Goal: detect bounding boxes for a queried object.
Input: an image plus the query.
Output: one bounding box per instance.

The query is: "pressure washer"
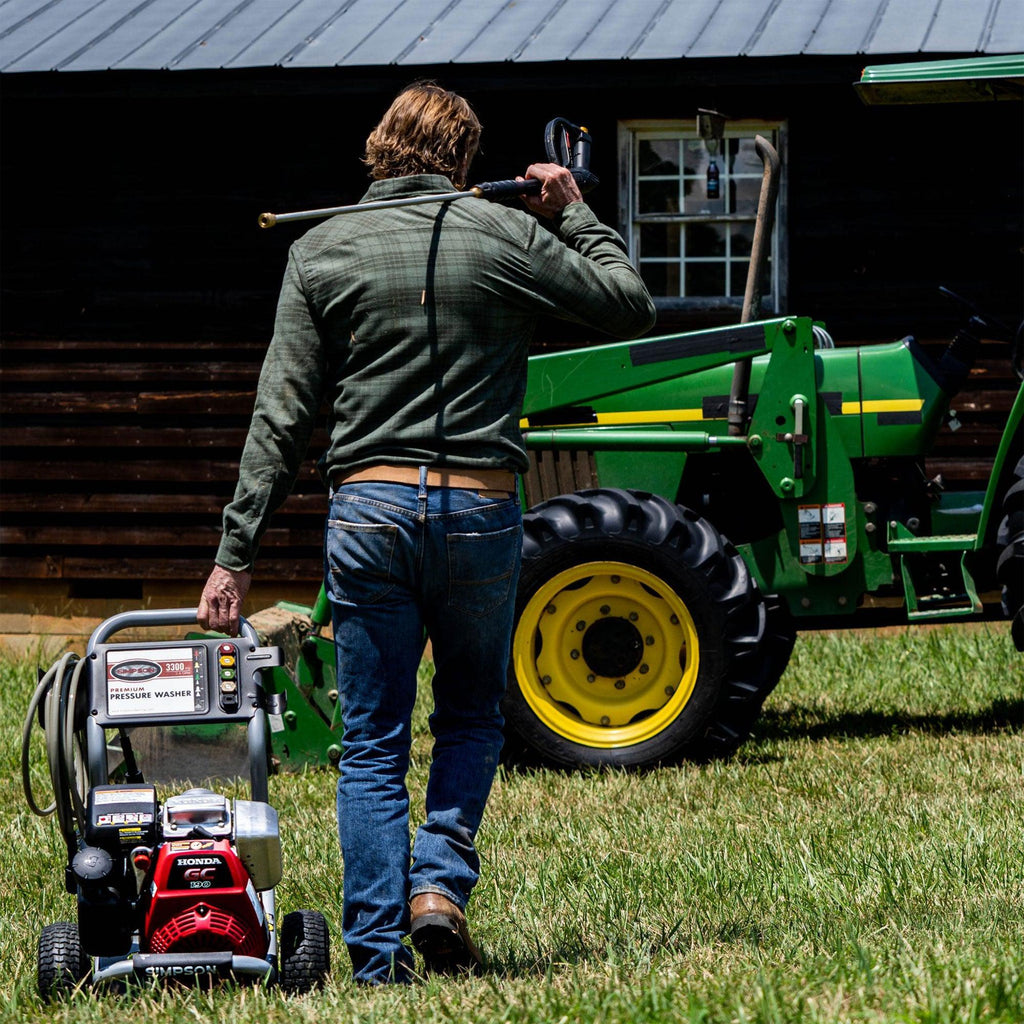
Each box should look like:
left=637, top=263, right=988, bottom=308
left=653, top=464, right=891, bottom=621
left=257, top=117, right=598, bottom=228
left=22, top=608, right=330, bottom=998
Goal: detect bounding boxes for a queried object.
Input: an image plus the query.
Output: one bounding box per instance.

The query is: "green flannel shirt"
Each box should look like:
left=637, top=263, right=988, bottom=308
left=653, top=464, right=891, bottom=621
left=216, top=174, right=655, bottom=572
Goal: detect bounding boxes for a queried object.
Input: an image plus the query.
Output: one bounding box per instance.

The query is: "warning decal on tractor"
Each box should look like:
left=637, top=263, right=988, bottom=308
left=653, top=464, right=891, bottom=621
left=798, top=503, right=848, bottom=564
left=798, top=505, right=823, bottom=564
left=105, top=646, right=205, bottom=717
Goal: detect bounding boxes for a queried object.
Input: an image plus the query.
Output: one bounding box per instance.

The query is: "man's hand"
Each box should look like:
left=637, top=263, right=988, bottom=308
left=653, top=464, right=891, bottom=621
left=519, top=162, right=584, bottom=219
left=198, top=565, right=252, bottom=636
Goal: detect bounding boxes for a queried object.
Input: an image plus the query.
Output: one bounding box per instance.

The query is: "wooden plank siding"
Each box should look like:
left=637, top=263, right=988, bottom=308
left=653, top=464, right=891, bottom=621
left=0, top=338, right=328, bottom=588
left=916, top=341, right=1019, bottom=486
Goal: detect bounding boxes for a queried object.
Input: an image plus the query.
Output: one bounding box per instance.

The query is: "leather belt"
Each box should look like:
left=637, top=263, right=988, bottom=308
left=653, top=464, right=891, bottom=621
left=334, top=464, right=517, bottom=493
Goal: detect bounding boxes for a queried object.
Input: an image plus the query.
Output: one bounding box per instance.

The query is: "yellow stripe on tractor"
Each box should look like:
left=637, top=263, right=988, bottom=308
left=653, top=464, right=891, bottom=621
left=841, top=399, right=926, bottom=415
left=519, top=408, right=707, bottom=429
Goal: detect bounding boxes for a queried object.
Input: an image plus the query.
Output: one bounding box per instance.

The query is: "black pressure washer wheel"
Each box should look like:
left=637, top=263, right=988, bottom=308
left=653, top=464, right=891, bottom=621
left=503, top=488, right=792, bottom=769
left=996, top=456, right=1024, bottom=651
left=278, top=909, right=330, bottom=993
left=38, top=922, right=90, bottom=1000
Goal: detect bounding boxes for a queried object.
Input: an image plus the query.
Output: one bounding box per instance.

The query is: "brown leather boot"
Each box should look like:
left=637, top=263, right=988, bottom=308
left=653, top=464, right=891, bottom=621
left=409, top=892, right=483, bottom=975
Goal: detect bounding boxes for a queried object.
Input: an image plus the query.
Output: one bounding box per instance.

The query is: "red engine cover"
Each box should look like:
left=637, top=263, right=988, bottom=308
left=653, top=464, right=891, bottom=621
left=143, top=840, right=268, bottom=958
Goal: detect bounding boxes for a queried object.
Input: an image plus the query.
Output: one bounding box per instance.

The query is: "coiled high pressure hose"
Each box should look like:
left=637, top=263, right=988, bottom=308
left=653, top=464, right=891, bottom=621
left=22, top=651, right=91, bottom=859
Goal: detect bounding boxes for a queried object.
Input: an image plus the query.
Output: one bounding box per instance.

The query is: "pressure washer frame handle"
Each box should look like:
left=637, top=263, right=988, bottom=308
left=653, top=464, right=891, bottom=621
left=83, top=608, right=273, bottom=800
left=86, top=607, right=260, bottom=656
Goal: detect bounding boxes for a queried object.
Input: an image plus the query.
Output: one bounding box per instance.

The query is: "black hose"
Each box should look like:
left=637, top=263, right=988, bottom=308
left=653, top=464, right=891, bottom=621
left=22, top=651, right=89, bottom=858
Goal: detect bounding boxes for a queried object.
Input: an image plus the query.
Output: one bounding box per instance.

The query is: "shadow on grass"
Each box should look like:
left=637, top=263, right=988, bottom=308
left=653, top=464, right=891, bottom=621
left=749, top=696, right=1024, bottom=748
left=480, top=917, right=760, bottom=979
left=481, top=941, right=590, bottom=979
left=497, top=698, right=1024, bottom=777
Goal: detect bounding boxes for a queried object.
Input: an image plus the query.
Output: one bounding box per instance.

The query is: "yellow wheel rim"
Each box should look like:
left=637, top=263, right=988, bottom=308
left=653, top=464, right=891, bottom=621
left=512, top=560, right=700, bottom=749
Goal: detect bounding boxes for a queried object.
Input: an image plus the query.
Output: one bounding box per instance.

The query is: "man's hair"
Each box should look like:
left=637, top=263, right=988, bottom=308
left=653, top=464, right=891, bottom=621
left=363, top=82, right=481, bottom=188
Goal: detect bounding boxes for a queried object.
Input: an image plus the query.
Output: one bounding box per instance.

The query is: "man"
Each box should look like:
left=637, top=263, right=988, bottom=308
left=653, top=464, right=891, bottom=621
left=199, top=82, right=655, bottom=984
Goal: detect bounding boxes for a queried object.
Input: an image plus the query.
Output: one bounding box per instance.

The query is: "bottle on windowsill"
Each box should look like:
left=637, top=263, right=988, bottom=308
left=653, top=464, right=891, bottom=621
left=706, top=158, right=720, bottom=200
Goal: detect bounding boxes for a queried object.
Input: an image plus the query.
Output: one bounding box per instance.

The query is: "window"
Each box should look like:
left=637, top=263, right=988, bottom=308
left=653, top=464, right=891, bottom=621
left=618, top=120, right=787, bottom=311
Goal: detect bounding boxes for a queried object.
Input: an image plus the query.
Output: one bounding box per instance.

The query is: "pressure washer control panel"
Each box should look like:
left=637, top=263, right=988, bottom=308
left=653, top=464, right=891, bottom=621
left=89, top=638, right=283, bottom=728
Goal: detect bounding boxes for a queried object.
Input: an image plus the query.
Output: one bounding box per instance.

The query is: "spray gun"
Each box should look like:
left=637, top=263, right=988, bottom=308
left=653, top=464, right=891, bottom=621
left=257, top=118, right=598, bottom=229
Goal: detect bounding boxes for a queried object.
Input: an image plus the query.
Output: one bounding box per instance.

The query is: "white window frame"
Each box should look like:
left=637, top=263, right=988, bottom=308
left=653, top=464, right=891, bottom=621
left=618, top=119, right=788, bottom=313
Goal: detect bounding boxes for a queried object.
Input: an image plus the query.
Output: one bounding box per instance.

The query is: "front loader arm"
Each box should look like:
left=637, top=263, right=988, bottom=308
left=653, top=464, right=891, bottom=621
left=522, top=319, right=784, bottom=421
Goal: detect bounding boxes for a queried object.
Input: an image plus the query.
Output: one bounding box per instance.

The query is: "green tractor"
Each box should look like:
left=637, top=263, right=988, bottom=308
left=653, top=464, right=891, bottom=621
left=261, top=55, right=1024, bottom=772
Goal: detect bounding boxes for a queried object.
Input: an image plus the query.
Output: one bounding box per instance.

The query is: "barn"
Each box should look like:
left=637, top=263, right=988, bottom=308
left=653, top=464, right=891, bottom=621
left=1, top=0, right=1021, bottom=645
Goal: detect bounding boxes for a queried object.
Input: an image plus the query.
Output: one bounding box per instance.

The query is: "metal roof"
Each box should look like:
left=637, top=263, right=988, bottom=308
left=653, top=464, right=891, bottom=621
left=1, top=0, right=1022, bottom=74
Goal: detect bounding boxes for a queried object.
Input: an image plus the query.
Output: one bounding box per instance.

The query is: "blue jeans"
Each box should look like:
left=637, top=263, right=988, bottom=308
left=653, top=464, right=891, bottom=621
left=323, top=470, right=522, bottom=984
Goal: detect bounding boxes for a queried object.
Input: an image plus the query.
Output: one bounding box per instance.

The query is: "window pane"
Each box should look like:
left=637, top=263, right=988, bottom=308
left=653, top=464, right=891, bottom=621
left=641, top=261, right=680, bottom=296
left=730, top=261, right=748, bottom=298
left=730, top=176, right=760, bottom=215
left=730, top=137, right=764, bottom=176
left=686, top=223, right=726, bottom=258
left=685, top=262, right=724, bottom=296
left=638, top=179, right=679, bottom=214
left=730, top=259, right=770, bottom=298
left=640, top=223, right=681, bottom=258
left=638, top=139, right=680, bottom=176
left=731, top=223, right=754, bottom=257
left=684, top=181, right=725, bottom=214
left=683, top=139, right=705, bottom=176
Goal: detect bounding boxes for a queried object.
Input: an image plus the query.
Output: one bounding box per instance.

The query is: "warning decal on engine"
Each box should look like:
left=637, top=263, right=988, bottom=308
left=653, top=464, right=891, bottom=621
left=93, top=787, right=154, bottom=804
left=798, top=503, right=848, bottom=564
left=105, top=646, right=205, bottom=717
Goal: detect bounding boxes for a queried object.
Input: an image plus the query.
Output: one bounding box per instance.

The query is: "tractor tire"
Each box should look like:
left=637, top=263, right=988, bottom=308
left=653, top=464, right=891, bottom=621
left=684, top=591, right=796, bottom=762
left=996, top=456, right=1024, bottom=651
left=503, top=488, right=784, bottom=769
left=278, top=909, right=330, bottom=994
left=37, top=922, right=90, bottom=1000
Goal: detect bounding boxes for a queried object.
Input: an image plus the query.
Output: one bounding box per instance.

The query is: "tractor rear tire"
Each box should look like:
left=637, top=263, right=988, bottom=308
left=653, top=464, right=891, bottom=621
left=996, top=456, right=1024, bottom=651
left=503, top=488, right=786, bottom=769
left=38, top=922, right=89, bottom=1000
left=279, top=909, right=330, bottom=994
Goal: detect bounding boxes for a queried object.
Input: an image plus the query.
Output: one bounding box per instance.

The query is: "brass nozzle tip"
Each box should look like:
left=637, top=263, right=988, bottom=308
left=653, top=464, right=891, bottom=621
left=257, top=212, right=276, bottom=229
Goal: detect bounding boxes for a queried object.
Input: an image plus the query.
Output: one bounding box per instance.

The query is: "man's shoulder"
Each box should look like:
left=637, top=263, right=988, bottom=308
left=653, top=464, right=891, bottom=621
left=452, top=198, right=539, bottom=246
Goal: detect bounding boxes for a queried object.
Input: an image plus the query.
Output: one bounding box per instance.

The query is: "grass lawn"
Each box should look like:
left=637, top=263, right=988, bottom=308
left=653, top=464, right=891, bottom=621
left=2, top=623, right=1022, bottom=1023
